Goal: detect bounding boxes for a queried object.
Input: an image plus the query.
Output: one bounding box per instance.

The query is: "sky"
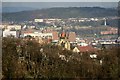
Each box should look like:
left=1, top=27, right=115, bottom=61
left=1, top=0, right=120, bottom=2
left=2, top=2, right=119, bottom=8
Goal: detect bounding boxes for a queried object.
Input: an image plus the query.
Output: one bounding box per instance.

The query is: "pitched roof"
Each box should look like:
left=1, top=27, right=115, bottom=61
left=78, top=46, right=98, bottom=52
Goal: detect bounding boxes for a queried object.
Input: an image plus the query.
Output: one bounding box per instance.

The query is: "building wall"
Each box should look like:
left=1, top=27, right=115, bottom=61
left=52, top=31, right=59, bottom=40
left=3, top=30, right=19, bottom=37
left=68, top=32, right=76, bottom=42
left=7, top=25, right=22, bottom=30
left=34, top=19, right=44, bottom=22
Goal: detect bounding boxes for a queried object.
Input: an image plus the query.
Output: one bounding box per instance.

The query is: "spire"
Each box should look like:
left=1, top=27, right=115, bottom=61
left=104, top=18, right=107, bottom=26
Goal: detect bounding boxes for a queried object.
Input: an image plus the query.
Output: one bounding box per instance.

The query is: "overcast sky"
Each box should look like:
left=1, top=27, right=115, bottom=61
left=2, top=2, right=119, bottom=9
left=2, top=0, right=120, bottom=2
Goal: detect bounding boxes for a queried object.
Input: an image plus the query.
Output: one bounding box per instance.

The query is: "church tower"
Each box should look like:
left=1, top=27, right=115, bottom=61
left=58, top=30, right=71, bottom=50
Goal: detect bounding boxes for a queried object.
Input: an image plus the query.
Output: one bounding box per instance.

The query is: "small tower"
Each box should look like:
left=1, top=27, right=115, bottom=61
left=58, top=30, right=70, bottom=50
left=104, top=18, right=107, bottom=26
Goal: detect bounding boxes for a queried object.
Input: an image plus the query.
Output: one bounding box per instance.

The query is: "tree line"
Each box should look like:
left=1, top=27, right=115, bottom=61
left=2, top=36, right=120, bottom=79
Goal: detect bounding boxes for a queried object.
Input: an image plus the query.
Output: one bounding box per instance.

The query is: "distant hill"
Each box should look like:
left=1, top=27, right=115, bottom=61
left=2, top=7, right=117, bottom=22
left=2, top=7, right=38, bottom=13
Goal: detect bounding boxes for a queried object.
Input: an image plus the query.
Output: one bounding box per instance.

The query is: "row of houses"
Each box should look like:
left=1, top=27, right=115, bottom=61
left=2, top=29, right=76, bottom=42
left=100, top=27, right=118, bottom=35
left=2, top=28, right=99, bottom=53
left=0, top=24, right=99, bottom=53
left=0, top=24, right=22, bottom=30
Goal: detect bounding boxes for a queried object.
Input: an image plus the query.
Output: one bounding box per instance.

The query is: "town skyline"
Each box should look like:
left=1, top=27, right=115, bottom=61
left=1, top=1, right=120, bottom=79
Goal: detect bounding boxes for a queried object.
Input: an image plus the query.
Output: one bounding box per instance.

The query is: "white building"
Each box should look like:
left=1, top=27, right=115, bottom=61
left=78, top=42, right=88, bottom=46
left=41, top=33, right=53, bottom=39
left=34, top=19, right=44, bottom=22
left=23, top=31, right=53, bottom=39
left=3, top=30, right=20, bottom=37
left=4, top=25, right=22, bottom=30
left=23, top=32, right=42, bottom=38
left=73, top=47, right=80, bottom=53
